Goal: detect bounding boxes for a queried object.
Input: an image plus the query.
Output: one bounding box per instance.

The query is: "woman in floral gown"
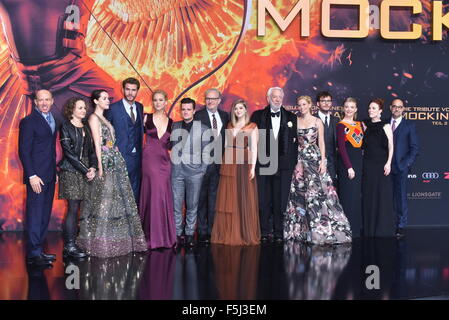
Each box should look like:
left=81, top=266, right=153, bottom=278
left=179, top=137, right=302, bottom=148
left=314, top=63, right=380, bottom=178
left=77, top=89, right=148, bottom=257
left=284, top=95, right=351, bottom=245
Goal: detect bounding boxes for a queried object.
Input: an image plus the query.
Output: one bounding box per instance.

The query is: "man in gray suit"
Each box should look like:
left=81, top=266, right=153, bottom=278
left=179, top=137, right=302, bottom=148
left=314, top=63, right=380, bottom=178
left=171, top=98, right=209, bottom=247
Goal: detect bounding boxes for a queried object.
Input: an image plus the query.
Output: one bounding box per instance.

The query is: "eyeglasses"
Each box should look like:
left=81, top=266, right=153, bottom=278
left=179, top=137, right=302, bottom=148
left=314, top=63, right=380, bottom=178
left=391, top=105, right=404, bottom=109
left=206, top=97, right=220, bottom=101
left=319, top=99, right=332, bottom=103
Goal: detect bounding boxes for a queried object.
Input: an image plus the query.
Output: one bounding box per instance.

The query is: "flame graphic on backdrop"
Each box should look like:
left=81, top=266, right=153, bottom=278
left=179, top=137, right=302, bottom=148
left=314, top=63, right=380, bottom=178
left=0, top=0, right=444, bottom=230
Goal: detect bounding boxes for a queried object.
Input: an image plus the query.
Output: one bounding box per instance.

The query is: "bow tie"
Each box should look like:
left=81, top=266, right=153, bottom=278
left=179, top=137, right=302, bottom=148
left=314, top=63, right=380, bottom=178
left=271, top=111, right=280, bottom=118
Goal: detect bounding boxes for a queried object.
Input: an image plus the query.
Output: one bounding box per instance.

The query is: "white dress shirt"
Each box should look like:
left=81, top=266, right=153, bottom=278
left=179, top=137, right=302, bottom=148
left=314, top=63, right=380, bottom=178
left=207, top=109, right=223, bottom=134
left=271, top=108, right=281, bottom=139
left=318, top=110, right=330, bottom=127
left=391, top=116, right=403, bottom=131
left=122, top=99, right=137, bottom=153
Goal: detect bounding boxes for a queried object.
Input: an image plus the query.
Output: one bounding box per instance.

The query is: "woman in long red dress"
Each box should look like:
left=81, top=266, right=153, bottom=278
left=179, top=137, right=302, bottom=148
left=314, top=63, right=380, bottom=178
left=211, top=99, right=260, bottom=246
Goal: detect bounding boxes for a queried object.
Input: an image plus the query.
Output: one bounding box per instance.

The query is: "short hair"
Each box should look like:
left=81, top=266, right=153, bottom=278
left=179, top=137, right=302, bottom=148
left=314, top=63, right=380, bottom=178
left=152, top=89, right=168, bottom=101
left=230, top=99, right=250, bottom=127
left=122, top=77, right=140, bottom=90
left=64, top=97, right=89, bottom=120
left=34, top=89, right=53, bottom=100
left=267, top=87, right=284, bottom=97
left=369, top=98, right=385, bottom=110
left=391, top=98, right=405, bottom=106
left=180, top=97, right=196, bottom=110
left=205, top=88, right=222, bottom=99
left=296, top=95, right=312, bottom=105
left=316, top=91, right=332, bottom=102
left=91, top=89, right=108, bottom=106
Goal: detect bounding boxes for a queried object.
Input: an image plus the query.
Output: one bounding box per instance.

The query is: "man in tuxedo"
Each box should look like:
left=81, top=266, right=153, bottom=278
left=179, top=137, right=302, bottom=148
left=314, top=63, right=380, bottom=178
left=19, top=89, right=59, bottom=266
left=105, top=77, right=144, bottom=204
left=250, top=87, right=298, bottom=243
left=193, top=88, right=230, bottom=244
left=315, top=91, right=339, bottom=185
left=390, top=99, right=419, bottom=237
left=171, top=98, right=209, bottom=247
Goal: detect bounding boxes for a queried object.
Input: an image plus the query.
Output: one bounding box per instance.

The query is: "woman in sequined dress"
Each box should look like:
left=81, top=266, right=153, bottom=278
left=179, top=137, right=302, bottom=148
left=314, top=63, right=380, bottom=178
left=77, top=89, right=147, bottom=257
left=283, top=95, right=352, bottom=245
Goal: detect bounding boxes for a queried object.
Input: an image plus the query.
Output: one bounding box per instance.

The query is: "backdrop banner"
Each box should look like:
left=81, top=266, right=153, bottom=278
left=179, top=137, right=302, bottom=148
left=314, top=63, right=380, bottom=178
left=0, top=0, right=448, bottom=230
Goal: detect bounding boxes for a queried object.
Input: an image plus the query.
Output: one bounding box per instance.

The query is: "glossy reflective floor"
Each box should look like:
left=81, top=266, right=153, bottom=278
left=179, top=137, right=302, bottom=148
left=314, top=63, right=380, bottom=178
left=1, top=229, right=449, bottom=300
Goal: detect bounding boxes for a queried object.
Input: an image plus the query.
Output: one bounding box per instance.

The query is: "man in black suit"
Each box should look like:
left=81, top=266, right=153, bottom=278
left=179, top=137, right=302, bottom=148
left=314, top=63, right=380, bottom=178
left=315, top=91, right=339, bottom=185
left=193, top=88, right=230, bottom=244
left=250, top=87, right=298, bottom=243
left=389, top=99, right=419, bottom=237
left=19, top=89, right=59, bottom=266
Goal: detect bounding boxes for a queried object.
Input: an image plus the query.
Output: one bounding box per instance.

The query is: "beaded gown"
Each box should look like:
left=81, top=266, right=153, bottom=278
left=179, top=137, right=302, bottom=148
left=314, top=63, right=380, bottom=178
left=284, top=121, right=352, bottom=245
left=77, top=114, right=147, bottom=257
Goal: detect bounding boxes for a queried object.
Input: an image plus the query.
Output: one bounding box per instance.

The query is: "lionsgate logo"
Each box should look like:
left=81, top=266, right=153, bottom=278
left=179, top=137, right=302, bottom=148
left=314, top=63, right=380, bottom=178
left=408, top=192, right=442, bottom=200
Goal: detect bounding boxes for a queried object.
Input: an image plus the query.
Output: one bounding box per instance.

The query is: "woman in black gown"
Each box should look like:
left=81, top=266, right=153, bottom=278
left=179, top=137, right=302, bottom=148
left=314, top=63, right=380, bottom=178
left=361, top=98, right=395, bottom=237
left=337, top=97, right=363, bottom=238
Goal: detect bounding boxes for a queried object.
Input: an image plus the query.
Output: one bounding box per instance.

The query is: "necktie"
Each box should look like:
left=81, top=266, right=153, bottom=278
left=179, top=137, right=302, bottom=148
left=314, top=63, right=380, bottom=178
left=212, top=113, right=217, bottom=129
left=325, top=115, right=329, bottom=127
left=271, top=111, right=280, bottom=117
left=130, top=105, right=136, bottom=124
left=392, top=120, right=396, bottom=132
left=45, top=114, right=52, bottom=125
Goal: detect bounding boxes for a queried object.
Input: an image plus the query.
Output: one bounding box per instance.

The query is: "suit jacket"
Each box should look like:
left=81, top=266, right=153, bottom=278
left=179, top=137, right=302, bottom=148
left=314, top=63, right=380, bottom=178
left=193, top=107, right=230, bottom=161
left=105, top=99, right=144, bottom=157
left=250, top=105, right=298, bottom=172
left=314, top=113, right=338, bottom=161
left=171, top=120, right=209, bottom=176
left=19, top=108, right=59, bottom=184
left=390, top=118, right=419, bottom=173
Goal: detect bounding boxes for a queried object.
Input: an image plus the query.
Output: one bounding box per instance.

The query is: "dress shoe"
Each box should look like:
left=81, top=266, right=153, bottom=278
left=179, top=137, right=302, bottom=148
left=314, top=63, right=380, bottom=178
left=199, top=234, right=209, bottom=244
left=27, top=254, right=53, bottom=266
left=185, top=235, right=195, bottom=247
left=396, top=228, right=405, bottom=238
left=274, top=237, right=284, bottom=243
left=41, top=252, right=56, bottom=261
left=260, top=236, right=268, bottom=243
left=63, top=242, right=87, bottom=259
left=177, top=235, right=185, bottom=246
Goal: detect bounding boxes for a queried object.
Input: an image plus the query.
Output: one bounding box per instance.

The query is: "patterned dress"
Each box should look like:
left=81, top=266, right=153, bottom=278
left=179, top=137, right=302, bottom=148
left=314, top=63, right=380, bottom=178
left=77, top=115, right=148, bottom=257
left=284, top=123, right=352, bottom=245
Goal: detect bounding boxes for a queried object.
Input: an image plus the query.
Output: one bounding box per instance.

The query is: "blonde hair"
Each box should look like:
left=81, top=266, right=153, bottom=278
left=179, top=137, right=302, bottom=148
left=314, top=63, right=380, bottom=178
left=230, top=99, right=250, bottom=127
left=342, top=97, right=358, bottom=120
left=152, top=89, right=168, bottom=101
left=296, top=95, right=312, bottom=105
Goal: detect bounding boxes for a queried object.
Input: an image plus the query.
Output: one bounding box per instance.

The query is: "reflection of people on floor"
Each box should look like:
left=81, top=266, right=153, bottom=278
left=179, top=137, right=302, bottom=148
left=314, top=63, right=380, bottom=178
left=283, top=243, right=351, bottom=300
left=173, top=249, right=199, bottom=300
left=211, top=244, right=260, bottom=300
left=195, top=245, right=219, bottom=299
left=27, top=265, right=51, bottom=300
left=257, top=244, right=289, bottom=299
left=139, top=249, right=176, bottom=300
left=77, top=253, right=147, bottom=300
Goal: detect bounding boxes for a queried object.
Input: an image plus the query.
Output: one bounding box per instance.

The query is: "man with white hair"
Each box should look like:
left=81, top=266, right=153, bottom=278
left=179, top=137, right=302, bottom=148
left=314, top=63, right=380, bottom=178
left=250, top=87, right=298, bottom=243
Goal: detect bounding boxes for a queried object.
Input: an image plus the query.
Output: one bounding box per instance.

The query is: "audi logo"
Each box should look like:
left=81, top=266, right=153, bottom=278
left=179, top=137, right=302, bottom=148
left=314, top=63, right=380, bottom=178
left=422, top=172, right=440, bottom=179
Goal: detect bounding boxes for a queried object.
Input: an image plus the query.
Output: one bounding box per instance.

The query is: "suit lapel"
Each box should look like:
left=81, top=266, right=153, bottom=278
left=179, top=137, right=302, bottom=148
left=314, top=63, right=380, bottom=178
left=33, top=109, right=53, bottom=135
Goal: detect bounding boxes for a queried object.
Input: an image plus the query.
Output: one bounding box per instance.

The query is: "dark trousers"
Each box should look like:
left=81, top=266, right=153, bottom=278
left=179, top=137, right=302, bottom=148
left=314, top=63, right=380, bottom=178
left=257, top=169, right=293, bottom=238
left=124, top=153, right=142, bottom=205
left=25, top=182, right=55, bottom=258
left=391, top=170, right=408, bottom=229
left=197, top=164, right=220, bottom=236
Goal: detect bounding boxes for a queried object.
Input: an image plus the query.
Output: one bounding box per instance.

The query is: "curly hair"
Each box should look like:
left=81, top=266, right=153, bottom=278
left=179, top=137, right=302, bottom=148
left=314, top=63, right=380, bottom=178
left=63, top=97, right=89, bottom=120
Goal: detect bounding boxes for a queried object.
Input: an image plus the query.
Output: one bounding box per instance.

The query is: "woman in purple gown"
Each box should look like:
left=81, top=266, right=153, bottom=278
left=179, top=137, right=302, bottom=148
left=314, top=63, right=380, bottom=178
left=139, top=90, right=176, bottom=249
